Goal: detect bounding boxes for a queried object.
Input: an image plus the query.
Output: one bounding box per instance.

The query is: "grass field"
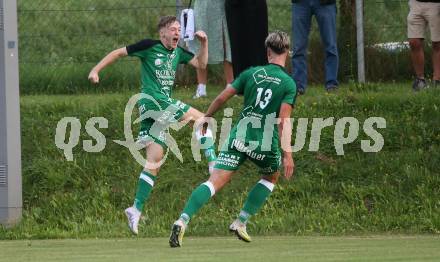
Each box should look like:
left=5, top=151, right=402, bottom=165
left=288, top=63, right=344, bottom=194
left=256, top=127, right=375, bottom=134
left=1, top=235, right=439, bottom=262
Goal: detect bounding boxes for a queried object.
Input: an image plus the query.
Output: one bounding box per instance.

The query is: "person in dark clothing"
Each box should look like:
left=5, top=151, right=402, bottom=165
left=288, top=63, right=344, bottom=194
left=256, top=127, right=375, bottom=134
left=291, top=0, right=339, bottom=94
left=225, top=0, right=268, bottom=78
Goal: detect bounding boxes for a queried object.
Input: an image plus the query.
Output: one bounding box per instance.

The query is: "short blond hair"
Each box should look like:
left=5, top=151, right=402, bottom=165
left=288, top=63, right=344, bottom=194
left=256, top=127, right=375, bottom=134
left=158, top=16, right=178, bottom=31
left=265, top=31, right=290, bottom=54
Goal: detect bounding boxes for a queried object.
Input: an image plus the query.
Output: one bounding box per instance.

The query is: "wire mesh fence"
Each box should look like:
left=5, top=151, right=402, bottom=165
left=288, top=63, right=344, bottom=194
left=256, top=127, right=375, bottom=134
left=17, top=0, right=423, bottom=94
left=363, top=0, right=414, bottom=82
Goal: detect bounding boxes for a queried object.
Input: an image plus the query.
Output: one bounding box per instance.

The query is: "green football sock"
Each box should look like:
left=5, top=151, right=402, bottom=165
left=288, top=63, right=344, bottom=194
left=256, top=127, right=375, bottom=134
left=133, top=171, right=157, bottom=212
left=239, top=179, right=275, bottom=224
left=200, top=137, right=216, bottom=162
left=180, top=181, right=215, bottom=225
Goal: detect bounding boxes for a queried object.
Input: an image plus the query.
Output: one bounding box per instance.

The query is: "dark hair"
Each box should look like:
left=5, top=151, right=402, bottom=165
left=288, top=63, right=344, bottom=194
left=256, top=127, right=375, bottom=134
left=157, top=16, right=178, bottom=31
left=265, top=31, right=290, bottom=55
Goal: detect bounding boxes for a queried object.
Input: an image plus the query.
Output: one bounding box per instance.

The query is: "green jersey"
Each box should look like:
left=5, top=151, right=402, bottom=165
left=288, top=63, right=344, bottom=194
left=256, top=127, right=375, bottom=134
left=229, top=63, right=297, bottom=154
left=127, top=39, right=194, bottom=99
left=126, top=39, right=194, bottom=149
left=214, top=63, right=296, bottom=174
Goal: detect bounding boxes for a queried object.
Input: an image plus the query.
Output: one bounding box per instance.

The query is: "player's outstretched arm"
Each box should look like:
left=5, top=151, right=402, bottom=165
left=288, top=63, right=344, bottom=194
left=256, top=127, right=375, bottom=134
left=189, top=31, right=208, bottom=69
left=88, top=47, right=128, bottom=84
left=205, top=85, right=236, bottom=117
left=278, top=103, right=295, bottom=180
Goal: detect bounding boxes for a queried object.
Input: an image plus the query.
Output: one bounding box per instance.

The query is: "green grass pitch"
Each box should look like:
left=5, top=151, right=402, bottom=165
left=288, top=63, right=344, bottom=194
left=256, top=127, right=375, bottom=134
left=1, top=236, right=439, bottom=262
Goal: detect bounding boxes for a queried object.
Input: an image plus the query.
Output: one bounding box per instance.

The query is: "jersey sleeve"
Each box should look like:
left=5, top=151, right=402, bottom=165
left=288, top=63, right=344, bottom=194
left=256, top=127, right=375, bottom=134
left=126, top=39, right=158, bottom=59
left=281, top=78, right=297, bottom=105
left=230, top=69, right=250, bottom=95
left=178, top=47, right=195, bottom=64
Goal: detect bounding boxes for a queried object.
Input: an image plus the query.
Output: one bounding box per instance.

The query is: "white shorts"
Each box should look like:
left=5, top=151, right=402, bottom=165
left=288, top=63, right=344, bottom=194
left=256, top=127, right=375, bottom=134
left=407, top=0, right=440, bottom=42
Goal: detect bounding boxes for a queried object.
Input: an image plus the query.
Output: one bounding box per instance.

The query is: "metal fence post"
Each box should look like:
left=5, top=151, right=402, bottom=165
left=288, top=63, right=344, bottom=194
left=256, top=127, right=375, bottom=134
left=356, top=0, right=366, bottom=83
left=0, top=0, right=22, bottom=227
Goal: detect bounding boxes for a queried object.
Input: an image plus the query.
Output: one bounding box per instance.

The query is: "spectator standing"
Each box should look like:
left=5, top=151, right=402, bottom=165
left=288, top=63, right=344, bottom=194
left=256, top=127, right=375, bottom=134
left=291, top=0, right=339, bottom=94
left=407, top=0, right=440, bottom=91
left=189, top=0, right=234, bottom=98
left=225, top=0, right=268, bottom=78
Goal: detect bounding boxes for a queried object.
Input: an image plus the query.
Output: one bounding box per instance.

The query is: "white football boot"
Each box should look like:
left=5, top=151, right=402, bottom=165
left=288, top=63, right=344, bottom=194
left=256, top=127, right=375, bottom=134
left=229, top=219, right=252, bottom=242
left=124, top=206, right=141, bottom=235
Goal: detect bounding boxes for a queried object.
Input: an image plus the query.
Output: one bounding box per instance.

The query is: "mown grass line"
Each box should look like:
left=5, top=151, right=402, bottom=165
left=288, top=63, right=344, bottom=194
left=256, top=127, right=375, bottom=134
left=1, top=236, right=439, bottom=262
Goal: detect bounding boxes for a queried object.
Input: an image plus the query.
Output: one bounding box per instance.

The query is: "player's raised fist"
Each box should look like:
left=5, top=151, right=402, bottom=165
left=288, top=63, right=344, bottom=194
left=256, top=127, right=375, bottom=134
left=195, top=31, right=208, bottom=43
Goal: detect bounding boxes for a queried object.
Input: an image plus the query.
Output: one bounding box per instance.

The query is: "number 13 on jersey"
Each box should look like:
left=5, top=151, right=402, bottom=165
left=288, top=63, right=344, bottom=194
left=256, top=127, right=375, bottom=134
left=255, top=88, right=272, bottom=109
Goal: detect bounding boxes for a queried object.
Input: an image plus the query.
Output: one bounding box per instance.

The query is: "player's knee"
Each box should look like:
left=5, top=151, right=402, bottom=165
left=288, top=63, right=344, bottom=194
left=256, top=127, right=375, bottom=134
left=258, top=178, right=276, bottom=192
left=208, top=173, right=231, bottom=191
left=209, top=178, right=228, bottom=192
left=147, top=155, right=163, bottom=164
left=262, top=173, right=279, bottom=184
left=144, top=155, right=164, bottom=172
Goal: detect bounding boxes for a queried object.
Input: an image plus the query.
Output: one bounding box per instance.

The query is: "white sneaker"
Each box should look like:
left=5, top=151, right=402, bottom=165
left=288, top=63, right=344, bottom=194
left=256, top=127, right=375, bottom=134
left=199, top=88, right=207, bottom=97
left=229, top=219, right=252, bottom=242
left=193, top=86, right=207, bottom=99
left=125, top=206, right=141, bottom=235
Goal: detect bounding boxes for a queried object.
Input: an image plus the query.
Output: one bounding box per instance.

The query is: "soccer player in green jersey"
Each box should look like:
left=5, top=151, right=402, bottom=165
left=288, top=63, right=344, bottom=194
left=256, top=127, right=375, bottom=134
left=169, top=31, right=296, bottom=247
left=88, top=16, right=216, bottom=235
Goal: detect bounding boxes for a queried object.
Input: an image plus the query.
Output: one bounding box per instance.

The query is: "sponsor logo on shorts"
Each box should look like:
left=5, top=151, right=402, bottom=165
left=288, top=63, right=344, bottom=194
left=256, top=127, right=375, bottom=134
left=216, top=153, right=240, bottom=168
left=232, top=139, right=266, bottom=161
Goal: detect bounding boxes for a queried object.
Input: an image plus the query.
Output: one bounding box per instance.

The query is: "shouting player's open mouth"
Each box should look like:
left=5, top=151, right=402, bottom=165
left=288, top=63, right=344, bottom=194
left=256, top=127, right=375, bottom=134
left=172, top=37, right=179, bottom=46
